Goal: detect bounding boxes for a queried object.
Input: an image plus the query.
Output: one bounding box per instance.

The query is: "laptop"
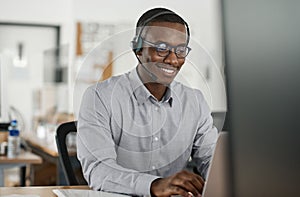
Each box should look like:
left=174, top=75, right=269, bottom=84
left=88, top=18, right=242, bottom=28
left=202, top=132, right=231, bottom=197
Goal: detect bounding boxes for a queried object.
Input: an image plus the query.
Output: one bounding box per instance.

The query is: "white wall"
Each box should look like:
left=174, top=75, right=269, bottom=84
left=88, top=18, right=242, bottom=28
left=0, top=0, right=73, bottom=44
left=73, top=0, right=223, bottom=68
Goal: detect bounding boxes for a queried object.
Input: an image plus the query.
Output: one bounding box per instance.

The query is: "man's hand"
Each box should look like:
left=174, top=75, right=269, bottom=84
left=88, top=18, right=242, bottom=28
left=150, top=170, right=205, bottom=197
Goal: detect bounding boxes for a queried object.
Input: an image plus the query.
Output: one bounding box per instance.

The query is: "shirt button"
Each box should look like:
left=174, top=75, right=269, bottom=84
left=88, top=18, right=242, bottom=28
left=154, top=107, right=159, bottom=111
left=154, top=137, right=159, bottom=141
left=152, top=166, right=156, bottom=170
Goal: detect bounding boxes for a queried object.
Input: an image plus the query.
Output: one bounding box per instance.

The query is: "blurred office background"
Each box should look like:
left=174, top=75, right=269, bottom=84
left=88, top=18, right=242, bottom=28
left=0, top=0, right=226, bottom=186
left=0, top=0, right=226, bottom=132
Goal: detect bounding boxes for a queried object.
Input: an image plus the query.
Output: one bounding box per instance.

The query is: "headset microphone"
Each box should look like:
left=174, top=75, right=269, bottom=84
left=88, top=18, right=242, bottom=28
left=135, top=54, right=158, bottom=81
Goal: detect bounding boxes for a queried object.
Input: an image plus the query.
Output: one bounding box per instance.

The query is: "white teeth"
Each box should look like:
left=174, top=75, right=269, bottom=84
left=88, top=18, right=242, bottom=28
left=161, top=67, right=175, bottom=74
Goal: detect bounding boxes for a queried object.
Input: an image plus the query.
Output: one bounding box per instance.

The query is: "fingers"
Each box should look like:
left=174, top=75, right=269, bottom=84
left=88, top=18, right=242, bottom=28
left=188, top=191, right=202, bottom=197
left=189, top=173, right=205, bottom=194
left=150, top=170, right=205, bottom=197
left=194, top=172, right=205, bottom=185
left=170, top=170, right=205, bottom=197
left=174, top=180, right=201, bottom=197
left=168, top=185, right=191, bottom=197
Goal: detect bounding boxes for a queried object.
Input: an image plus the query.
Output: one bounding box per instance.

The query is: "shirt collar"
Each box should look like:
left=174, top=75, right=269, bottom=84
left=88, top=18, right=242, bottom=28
left=160, top=86, right=173, bottom=107
left=128, top=67, right=173, bottom=107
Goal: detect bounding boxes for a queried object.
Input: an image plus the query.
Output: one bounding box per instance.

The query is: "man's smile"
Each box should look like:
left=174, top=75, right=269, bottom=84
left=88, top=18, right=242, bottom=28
left=155, top=63, right=179, bottom=77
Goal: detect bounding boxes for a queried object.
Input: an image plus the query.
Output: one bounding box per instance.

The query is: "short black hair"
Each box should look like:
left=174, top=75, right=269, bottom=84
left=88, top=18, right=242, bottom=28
left=136, top=7, right=187, bottom=35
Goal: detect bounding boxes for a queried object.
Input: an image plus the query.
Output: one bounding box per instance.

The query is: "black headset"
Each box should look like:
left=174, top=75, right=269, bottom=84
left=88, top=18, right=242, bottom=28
left=131, top=10, right=191, bottom=54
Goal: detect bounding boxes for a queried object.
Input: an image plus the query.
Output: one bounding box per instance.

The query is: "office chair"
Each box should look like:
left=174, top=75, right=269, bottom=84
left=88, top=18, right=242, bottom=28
left=55, top=121, right=87, bottom=185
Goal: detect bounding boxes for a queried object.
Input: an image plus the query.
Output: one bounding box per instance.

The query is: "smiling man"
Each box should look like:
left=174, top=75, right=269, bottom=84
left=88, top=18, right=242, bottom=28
left=77, top=7, right=218, bottom=197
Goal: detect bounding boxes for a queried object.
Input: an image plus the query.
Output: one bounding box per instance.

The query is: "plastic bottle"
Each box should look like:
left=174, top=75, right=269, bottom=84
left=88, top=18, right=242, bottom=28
left=7, top=120, right=21, bottom=158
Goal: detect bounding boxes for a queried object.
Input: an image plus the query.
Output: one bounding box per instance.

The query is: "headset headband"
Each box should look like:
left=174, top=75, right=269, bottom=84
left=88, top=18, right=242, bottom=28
left=131, top=10, right=190, bottom=53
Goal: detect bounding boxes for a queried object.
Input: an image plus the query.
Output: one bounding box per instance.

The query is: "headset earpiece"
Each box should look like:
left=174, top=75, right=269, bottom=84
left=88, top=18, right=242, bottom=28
left=136, top=37, right=143, bottom=53
left=131, top=35, right=144, bottom=54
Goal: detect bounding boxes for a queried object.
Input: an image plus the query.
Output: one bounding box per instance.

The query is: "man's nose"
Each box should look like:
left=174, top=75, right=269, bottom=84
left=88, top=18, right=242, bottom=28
left=164, top=50, right=179, bottom=66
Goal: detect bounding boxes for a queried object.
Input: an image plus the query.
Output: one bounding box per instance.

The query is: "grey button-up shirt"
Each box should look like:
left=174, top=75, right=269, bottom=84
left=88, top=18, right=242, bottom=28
left=77, top=68, right=218, bottom=196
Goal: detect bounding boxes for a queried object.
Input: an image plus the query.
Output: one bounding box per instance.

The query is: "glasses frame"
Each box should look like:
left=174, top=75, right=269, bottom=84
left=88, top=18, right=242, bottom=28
left=141, top=38, right=191, bottom=59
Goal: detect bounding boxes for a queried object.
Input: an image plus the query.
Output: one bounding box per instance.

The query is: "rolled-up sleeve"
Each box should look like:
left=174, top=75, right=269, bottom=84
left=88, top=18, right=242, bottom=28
left=77, top=86, right=160, bottom=196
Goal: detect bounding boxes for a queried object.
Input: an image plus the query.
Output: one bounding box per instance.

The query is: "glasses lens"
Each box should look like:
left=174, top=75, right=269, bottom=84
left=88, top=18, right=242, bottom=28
left=155, top=43, right=169, bottom=56
left=176, top=46, right=188, bottom=58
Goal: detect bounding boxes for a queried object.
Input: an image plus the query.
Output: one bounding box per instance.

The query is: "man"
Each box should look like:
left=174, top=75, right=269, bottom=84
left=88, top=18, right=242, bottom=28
left=77, top=7, right=218, bottom=197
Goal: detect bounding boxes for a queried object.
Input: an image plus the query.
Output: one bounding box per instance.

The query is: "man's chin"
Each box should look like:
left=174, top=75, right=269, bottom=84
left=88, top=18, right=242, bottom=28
left=156, top=77, right=175, bottom=86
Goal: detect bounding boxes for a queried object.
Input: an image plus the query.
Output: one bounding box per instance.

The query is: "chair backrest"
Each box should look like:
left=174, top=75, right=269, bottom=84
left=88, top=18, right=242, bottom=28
left=55, top=121, right=87, bottom=185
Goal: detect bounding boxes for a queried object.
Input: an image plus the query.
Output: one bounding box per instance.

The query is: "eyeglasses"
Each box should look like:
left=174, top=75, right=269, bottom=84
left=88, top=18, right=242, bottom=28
left=142, top=38, right=191, bottom=59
